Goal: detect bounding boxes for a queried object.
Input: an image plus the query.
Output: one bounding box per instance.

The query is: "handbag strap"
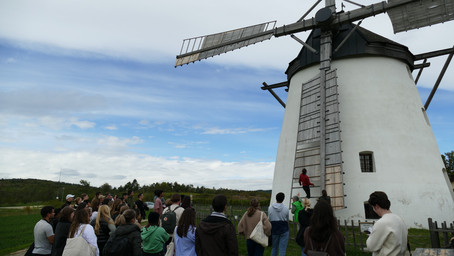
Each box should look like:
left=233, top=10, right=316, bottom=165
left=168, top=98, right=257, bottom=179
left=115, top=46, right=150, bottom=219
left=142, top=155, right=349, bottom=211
left=78, top=224, right=87, bottom=237
left=323, top=234, right=332, bottom=252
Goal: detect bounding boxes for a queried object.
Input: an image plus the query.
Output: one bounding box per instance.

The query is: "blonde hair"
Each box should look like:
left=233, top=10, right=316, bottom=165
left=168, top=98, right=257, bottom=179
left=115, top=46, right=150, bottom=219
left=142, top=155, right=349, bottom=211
left=303, top=198, right=311, bottom=210
left=95, top=205, right=114, bottom=235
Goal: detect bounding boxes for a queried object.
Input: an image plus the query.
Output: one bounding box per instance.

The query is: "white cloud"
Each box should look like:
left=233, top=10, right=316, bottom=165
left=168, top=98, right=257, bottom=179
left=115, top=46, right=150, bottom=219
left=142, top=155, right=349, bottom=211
left=104, top=125, right=117, bottom=130
left=0, top=148, right=275, bottom=190
left=202, top=127, right=266, bottom=135
left=5, top=58, right=16, bottom=63
left=96, top=136, right=143, bottom=147
left=33, top=116, right=95, bottom=130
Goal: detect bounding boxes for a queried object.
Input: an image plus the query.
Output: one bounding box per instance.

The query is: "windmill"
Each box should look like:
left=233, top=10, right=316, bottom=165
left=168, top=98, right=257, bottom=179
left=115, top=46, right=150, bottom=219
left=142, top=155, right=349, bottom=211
left=175, top=0, right=454, bottom=228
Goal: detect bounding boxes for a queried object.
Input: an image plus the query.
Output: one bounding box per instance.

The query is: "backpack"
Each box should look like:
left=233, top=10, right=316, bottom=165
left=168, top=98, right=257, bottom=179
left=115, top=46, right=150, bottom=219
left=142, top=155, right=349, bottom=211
left=307, top=234, right=332, bottom=256
left=62, top=225, right=96, bottom=256
left=103, top=232, right=130, bottom=256
left=161, top=206, right=181, bottom=234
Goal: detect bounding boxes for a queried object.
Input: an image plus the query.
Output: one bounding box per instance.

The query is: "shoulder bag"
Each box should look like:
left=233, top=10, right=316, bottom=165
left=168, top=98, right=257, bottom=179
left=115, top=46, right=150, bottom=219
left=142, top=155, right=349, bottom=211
left=165, top=235, right=175, bottom=256
left=249, top=211, right=268, bottom=247
left=62, top=224, right=96, bottom=256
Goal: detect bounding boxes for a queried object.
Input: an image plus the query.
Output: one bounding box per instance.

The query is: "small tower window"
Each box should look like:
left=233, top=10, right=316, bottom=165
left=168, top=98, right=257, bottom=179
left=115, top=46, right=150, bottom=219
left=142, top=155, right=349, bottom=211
left=359, top=151, right=374, bottom=173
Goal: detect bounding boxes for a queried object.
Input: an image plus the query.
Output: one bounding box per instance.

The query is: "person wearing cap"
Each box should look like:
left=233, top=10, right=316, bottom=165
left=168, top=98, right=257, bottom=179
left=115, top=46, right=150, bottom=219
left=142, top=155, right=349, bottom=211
left=61, top=194, right=74, bottom=209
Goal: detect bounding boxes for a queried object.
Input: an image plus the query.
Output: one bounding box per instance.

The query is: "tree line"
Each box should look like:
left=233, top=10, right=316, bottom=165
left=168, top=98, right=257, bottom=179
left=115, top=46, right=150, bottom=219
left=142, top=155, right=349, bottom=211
left=0, top=178, right=271, bottom=206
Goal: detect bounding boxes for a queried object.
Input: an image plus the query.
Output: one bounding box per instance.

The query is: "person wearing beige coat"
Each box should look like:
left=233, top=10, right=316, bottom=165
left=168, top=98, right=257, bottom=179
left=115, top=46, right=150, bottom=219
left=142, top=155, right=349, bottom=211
left=238, top=199, right=272, bottom=256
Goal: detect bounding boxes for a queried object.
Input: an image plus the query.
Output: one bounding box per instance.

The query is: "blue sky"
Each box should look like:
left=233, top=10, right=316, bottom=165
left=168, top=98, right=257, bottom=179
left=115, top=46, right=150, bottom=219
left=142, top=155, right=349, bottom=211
left=1, top=0, right=453, bottom=190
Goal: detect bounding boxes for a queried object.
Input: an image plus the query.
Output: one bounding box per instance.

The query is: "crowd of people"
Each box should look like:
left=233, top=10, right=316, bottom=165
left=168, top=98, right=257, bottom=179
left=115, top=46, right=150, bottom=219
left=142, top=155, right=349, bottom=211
left=28, top=189, right=417, bottom=256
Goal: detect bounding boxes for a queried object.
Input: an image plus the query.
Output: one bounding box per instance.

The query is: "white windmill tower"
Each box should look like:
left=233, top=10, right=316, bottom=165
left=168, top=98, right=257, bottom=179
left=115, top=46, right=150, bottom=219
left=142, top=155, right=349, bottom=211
left=175, top=0, right=454, bottom=228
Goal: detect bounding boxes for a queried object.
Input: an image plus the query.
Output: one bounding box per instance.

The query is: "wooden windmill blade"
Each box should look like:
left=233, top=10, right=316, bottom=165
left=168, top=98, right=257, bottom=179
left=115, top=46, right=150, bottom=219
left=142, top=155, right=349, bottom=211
left=387, top=0, right=454, bottom=33
left=175, top=21, right=277, bottom=67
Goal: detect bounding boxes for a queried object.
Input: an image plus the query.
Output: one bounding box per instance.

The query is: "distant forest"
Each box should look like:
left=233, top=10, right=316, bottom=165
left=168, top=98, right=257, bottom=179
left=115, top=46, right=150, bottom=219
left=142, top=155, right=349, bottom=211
left=0, top=178, right=271, bottom=206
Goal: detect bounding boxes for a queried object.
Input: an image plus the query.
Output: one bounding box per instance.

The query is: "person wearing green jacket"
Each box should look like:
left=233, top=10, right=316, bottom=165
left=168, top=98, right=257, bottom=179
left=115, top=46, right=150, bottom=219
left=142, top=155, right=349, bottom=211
left=141, top=212, right=169, bottom=256
left=291, top=196, right=304, bottom=230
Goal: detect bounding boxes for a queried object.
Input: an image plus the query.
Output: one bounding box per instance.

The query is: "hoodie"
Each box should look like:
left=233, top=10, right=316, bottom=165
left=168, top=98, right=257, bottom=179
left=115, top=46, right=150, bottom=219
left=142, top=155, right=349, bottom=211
left=195, top=213, right=238, bottom=256
left=141, top=225, right=169, bottom=254
left=111, top=224, right=142, bottom=256
left=268, top=202, right=289, bottom=235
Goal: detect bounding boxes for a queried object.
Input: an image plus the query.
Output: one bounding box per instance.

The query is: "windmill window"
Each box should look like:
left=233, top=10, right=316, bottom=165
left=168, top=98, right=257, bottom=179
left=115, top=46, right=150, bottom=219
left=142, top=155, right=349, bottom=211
left=359, top=151, right=374, bottom=173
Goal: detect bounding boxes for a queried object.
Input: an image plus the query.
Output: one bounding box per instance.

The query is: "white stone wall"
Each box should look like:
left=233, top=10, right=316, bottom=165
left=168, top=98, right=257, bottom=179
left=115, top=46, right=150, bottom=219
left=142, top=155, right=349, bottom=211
left=271, top=56, right=454, bottom=228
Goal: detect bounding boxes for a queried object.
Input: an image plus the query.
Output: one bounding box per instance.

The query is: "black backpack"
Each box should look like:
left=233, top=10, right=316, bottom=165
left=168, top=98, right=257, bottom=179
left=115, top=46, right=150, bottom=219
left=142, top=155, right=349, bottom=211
left=102, top=232, right=130, bottom=256
left=161, top=206, right=180, bottom=234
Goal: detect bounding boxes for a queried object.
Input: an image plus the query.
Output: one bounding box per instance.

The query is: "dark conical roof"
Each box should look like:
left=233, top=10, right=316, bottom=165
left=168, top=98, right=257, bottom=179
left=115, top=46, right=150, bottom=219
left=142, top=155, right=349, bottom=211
left=285, top=23, right=415, bottom=80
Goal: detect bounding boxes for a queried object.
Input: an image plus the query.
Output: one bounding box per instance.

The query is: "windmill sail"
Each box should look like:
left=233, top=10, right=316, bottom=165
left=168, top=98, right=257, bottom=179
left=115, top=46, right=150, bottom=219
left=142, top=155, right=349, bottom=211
left=387, top=0, right=454, bottom=33
left=175, top=21, right=276, bottom=67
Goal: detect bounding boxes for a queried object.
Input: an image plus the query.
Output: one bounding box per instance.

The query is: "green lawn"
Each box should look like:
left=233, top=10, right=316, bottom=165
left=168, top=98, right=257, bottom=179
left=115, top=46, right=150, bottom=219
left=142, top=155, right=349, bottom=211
left=0, top=206, right=444, bottom=256
left=0, top=208, right=41, bottom=255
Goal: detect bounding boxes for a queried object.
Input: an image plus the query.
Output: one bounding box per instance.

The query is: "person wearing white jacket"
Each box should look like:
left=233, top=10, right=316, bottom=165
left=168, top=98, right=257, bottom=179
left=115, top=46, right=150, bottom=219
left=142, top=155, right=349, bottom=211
left=69, top=208, right=99, bottom=256
left=366, top=191, right=408, bottom=256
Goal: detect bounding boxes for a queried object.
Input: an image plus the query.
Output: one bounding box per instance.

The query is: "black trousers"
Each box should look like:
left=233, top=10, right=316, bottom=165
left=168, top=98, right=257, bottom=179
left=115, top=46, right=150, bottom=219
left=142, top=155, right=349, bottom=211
left=303, top=186, right=311, bottom=198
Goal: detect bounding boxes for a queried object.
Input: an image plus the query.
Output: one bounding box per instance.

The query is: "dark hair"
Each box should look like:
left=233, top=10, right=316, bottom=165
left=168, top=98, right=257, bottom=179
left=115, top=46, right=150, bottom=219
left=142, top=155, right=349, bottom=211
left=155, top=190, right=163, bottom=197
left=138, top=193, right=143, bottom=198
left=212, top=195, right=227, bottom=212
left=368, top=191, right=391, bottom=210
left=276, top=192, right=285, bottom=203
left=302, top=168, right=307, bottom=175
left=117, top=209, right=136, bottom=225
left=128, top=190, right=133, bottom=195
left=181, top=196, right=191, bottom=209
left=177, top=208, right=196, bottom=238
left=247, top=198, right=259, bottom=217
left=171, top=194, right=181, bottom=203
left=69, top=208, right=90, bottom=238
left=322, top=190, right=328, bottom=197
left=91, top=199, right=100, bottom=212
left=59, top=206, right=75, bottom=222
left=40, top=206, right=54, bottom=218
left=76, top=202, right=88, bottom=211
left=148, top=212, right=160, bottom=226
left=309, top=200, right=338, bottom=242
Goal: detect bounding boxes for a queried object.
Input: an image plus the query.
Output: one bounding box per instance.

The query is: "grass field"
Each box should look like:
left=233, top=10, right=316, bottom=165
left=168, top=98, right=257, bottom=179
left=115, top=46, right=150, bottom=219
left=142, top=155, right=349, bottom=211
left=0, top=206, right=442, bottom=256
left=0, top=207, right=41, bottom=255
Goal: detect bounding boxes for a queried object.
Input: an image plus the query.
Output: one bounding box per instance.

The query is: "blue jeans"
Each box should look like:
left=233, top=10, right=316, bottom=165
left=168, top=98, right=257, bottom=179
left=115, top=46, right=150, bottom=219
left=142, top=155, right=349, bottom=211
left=300, top=246, right=307, bottom=256
left=271, top=231, right=289, bottom=256
left=247, top=239, right=265, bottom=256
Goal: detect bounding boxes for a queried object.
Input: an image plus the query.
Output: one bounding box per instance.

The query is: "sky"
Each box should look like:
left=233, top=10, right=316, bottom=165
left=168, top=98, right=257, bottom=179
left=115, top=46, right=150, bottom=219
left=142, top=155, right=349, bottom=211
left=0, top=0, right=453, bottom=190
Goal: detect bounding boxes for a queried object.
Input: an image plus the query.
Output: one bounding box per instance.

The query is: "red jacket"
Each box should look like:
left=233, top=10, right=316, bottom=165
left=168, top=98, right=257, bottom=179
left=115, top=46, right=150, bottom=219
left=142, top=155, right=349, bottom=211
left=299, top=174, right=314, bottom=186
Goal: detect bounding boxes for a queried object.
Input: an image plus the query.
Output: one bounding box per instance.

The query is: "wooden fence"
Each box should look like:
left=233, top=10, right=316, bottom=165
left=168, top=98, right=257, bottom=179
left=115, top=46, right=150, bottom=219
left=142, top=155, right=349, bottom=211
left=428, top=218, right=454, bottom=248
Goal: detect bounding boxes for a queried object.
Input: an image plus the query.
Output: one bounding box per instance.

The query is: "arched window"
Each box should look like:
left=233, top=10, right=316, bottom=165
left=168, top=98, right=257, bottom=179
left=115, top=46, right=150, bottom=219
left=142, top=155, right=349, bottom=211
left=359, top=151, right=374, bottom=173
